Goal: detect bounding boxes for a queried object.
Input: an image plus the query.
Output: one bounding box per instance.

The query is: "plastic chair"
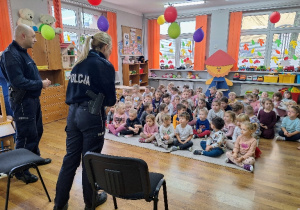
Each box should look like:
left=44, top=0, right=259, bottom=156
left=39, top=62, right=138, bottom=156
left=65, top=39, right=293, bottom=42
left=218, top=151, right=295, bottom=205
left=0, top=148, right=51, bottom=210
left=84, top=152, right=168, bottom=210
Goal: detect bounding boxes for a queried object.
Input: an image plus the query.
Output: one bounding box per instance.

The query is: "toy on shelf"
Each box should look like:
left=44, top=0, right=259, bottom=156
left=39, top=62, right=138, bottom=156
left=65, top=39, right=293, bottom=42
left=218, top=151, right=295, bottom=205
left=165, top=65, right=169, bottom=69
left=238, top=65, right=246, bottom=71
left=17, top=8, right=37, bottom=29
left=246, top=76, right=253, bottom=81
left=195, top=74, right=200, bottom=79
left=284, top=66, right=295, bottom=72
left=205, top=50, right=235, bottom=97
left=149, top=72, right=157, bottom=77
left=190, top=74, right=196, bottom=79
left=257, top=76, right=264, bottom=82
left=256, top=65, right=266, bottom=71
left=160, top=60, right=165, bottom=69
left=172, top=74, right=177, bottom=78
left=252, top=75, right=258, bottom=81
left=162, top=73, right=169, bottom=78
left=187, top=72, right=193, bottom=79
left=168, top=73, right=173, bottom=78
left=177, top=72, right=182, bottom=78
left=177, top=65, right=186, bottom=70
left=169, top=64, right=175, bottom=69
left=233, top=73, right=240, bottom=80
left=239, top=75, right=246, bottom=81
left=38, top=14, right=62, bottom=34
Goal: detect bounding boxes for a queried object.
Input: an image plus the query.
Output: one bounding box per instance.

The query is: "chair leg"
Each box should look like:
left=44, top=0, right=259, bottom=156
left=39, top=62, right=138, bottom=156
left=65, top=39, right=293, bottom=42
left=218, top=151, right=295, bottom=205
left=113, top=196, right=118, bottom=209
left=5, top=174, right=12, bottom=210
left=33, top=165, right=51, bottom=202
left=153, top=197, right=158, bottom=210
left=163, top=181, right=169, bottom=210
left=91, top=190, right=97, bottom=210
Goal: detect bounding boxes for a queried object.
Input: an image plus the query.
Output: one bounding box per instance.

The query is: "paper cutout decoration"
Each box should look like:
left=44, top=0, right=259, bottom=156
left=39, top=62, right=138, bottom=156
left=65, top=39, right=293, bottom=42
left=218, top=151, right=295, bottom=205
left=186, top=41, right=191, bottom=47
left=169, top=42, right=172, bottom=46
left=275, top=39, right=281, bottom=47
left=249, top=59, right=253, bottom=64
left=188, top=50, right=192, bottom=53
left=205, top=50, right=236, bottom=97
left=257, top=52, right=262, bottom=56
left=293, top=55, right=298, bottom=60
left=72, top=41, right=75, bottom=45
left=181, top=59, right=184, bottom=63
left=157, top=15, right=166, bottom=25
left=270, top=11, right=281, bottom=24
left=251, top=40, right=255, bottom=45
left=251, top=48, right=255, bottom=54
left=284, top=57, right=289, bottom=60
left=161, top=44, right=164, bottom=48
left=258, top=39, right=264, bottom=46
left=243, top=44, right=249, bottom=51
left=242, top=59, right=248, bottom=63
left=159, top=52, right=162, bottom=56
left=168, top=22, right=180, bottom=39
left=164, top=6, right=177, bottom=23
left=254, top=59, right=260, bottom=64
left=275, top=50, right=281, bottom=54
left=181, top=49, right=186, bottom=55
left=182, top=42, right=185, bottom=47
left=160, top=60, right=164, bottom=63
left=67, top=35, right=71, bottom=41
left=284, top=49, right=289, bottom=55
left=290, top=40, right=297, bottom=49
left=272, top=56, right=279, bottom=63
left=169, top=49, right=173, bottom=53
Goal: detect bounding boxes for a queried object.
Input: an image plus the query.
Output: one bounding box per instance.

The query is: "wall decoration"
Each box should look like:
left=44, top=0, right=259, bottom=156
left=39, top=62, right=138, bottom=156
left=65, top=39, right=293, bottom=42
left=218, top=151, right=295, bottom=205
left=161, top=44, right=164, bottom=48
left=275, top=50, right=281, bottom=54
left=122, top=26, right=142, bottom=56
left=182, top=42, right=185, bottom=47
left=157, top=15, right=165, bottom=25
left=242, top=59, right=248, bottom=63
left=249, top=58, right=253, bottom=64
left=275, top=39, right=282, bottom=47
left=168, top=22, right=180, bottom=39
left=272, top=56, right=279, bottom=63
left=258, top=39, right=264, bottom=46
left=293, top=55, right=298, bottom=60
left=251, top=48, right=255, bottom=54
left=169, top=42, right=172, bottom=46
left=97, top=16, right=109, bottom=32
left=88, top=0, right=102, bottom=6
left=181, top=49, right=186, bottom=56
left=290, top=40, right=297, bottom=49
left=164, top=6, right=177, bottom=23
left=251, top=40, right=255, bottom=45
left=169, top=49, right=173, bottom=53
left=257, top=52, right=262, bottom=56
left=243, top=44, right=249, bottom=51
left=124, top=33, right=129, bottom=47
left=270, top=11, right=281, bottom=24
left=284, top=49, right=289, bottom=55
left=254, top=59, right=260, bottom=64
left=159, top=52, right=162, bottom=56
left=193, top=27, right=204, bottom=43
left=186, top=41, right=191, bottom=47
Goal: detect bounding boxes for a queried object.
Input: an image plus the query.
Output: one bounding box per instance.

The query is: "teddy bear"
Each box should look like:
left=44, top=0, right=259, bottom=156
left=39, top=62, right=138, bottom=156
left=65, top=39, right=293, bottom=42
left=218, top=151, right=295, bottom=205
left=177, top=72, right=182, bottom=78
left=123, top=55, right=130, bottom=64
left=37, top=14, right=62, bottom=34
left=17, top=8, right=37, bottom=28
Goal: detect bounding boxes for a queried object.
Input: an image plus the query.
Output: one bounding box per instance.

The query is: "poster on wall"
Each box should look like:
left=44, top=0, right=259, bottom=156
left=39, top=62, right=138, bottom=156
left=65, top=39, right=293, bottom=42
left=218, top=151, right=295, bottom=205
left=121, top=26, right=142, bottom=56
left=124, top=33, right=129, bottom=47
left=130, top=28, right=136, bottom=41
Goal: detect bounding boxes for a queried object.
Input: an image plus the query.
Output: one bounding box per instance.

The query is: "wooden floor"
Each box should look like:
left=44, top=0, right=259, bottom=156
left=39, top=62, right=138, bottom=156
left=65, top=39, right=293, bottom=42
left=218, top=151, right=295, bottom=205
left=1, top=119, right=300, bottom=210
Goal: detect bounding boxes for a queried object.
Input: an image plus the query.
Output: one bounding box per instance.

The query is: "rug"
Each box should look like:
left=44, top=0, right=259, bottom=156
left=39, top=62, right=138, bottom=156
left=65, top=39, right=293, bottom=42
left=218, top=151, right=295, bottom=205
left=104, top=133, right=249, bottom=172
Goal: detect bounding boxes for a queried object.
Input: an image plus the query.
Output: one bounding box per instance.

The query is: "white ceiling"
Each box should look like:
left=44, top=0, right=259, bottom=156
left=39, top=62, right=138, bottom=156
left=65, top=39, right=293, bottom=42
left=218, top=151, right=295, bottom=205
left=102, top=0, right=288, bottom=15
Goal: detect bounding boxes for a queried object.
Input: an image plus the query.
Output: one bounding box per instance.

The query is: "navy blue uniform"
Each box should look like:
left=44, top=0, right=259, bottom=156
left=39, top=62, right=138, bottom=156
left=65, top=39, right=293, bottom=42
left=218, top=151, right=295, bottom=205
left=54, top=50, right=116, bottom=209
left=0, top=40, right=43, bottom=155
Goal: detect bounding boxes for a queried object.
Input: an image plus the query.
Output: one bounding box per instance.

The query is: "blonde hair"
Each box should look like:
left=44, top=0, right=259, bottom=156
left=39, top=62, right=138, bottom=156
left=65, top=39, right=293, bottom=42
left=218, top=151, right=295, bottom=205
left=133, top=84, right=140, bottom=90
left=225, top=110, right=236, bottom=122
left=115, top=102, right=125, bottom=112
left=229, top=92, right=236, bottom=97
left=125, top=101, right=132, bottom=107
left=125, top=96, right=132, bottom=102
left=216, top=91, right=223, bottom=97
left=236, top=113, right=250, bottom=122
left=129, top=108, right=137, bottom=115
left=75, top=32, right=112, bottom=66
left=241, top=121, right=258, bottom=133
left=161, top=114, right=171, bottom=121
left=199, top=108, right=208, bottom=115
left=146, top=114, right=155, bottom=122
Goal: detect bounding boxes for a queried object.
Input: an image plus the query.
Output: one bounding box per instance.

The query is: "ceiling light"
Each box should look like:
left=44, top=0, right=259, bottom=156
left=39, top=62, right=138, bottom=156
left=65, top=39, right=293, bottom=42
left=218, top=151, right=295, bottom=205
left=164, top=1, right=205, bottom=8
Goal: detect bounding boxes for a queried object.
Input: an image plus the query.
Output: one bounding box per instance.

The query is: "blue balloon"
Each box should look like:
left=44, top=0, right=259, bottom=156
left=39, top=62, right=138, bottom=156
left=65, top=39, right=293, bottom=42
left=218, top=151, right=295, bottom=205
left=32, top=26, right=38, bottom=32
left=97, top=16, right=109, bottom=32
left=193, top=27, right=204, bottom=42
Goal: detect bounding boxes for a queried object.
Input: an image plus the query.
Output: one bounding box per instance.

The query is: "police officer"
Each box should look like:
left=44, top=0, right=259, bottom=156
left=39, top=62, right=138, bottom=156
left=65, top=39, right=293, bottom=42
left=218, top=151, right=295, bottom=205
left=0, top=24, right=52, bottom=183
left=53, top=32, right=116, bottom=210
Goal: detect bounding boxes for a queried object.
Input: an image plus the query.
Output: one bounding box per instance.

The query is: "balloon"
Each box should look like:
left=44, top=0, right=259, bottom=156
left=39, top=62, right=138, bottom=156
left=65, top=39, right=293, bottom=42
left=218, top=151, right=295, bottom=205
left=97, top=16, right=109, bottom=32
left=157, top=15, right=165, bottom=25
left=88, top=0, right=102, bottom=6
left=41, top=25, right=55, bottom=40
left=168, top=22, right=180, bottom=39
left=38, top=24, right=45, bottom=32
left=164, top=6, right=177, bottom=23
left=32, top=26, right=38, bottom=32
left=270, top=11, right=280, bottom=23
left=193, top=27, right=204, bottom=42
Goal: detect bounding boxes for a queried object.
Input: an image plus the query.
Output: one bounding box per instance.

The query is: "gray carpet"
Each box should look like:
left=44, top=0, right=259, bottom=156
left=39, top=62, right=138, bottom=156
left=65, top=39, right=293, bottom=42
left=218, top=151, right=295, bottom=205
left=104, top=132, right=250, bottom=172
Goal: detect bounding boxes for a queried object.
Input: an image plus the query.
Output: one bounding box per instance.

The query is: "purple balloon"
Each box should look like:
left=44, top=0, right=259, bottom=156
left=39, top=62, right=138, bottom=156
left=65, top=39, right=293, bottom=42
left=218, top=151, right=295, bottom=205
left=97, top=16, right=109, bottom=32
left=193, top=27, right=204, bottom=42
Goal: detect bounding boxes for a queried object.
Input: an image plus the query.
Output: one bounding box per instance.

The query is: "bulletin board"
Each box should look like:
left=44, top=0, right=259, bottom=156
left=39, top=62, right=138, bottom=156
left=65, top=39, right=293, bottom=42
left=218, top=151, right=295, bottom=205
left=121, top=25, right=143, bottom=56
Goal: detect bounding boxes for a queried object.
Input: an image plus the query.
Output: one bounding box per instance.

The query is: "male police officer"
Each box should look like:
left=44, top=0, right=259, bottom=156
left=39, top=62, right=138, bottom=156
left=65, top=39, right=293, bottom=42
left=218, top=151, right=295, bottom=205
left=0, top=24, right=52, bottom=183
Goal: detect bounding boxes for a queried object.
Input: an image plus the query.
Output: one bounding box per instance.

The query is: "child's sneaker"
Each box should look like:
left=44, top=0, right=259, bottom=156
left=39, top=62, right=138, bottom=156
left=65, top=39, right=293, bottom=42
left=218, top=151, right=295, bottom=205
left=243, top=164, right=254, bottom=172
left=139, top=138, right=146, bottom=143
left=116, top=133, right=120, bottom=137
left=188, top=146, right=193, bottom=152
left=275, top=135, right=285, bottom=141
left=124, top=134, right=133, bottom=138
left=170, top=146, right=179, bottom=152
left=193, top=150, right=203, bottom=155
left=193, top=134, right=198, bottom=139
left=225, top=158, right=234, bottom=164
left=162, top=144, right=169, bottom=150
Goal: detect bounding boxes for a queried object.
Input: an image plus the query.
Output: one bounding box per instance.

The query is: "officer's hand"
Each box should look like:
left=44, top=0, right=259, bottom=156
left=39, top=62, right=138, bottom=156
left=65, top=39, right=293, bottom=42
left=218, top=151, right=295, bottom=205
left=42, top=78, right=51, bottom=89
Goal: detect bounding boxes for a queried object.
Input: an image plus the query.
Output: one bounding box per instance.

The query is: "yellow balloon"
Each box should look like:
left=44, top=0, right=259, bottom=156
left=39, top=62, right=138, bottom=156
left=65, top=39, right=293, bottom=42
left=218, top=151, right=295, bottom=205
left=157, top=15, right=166, bottom=25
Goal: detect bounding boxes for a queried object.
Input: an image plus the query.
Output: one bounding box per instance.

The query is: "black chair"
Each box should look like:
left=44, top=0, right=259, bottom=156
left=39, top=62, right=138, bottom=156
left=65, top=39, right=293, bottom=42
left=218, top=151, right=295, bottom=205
left=84, top=152, right=168, bottom=210
left=0, top=148, right=51, bottom=210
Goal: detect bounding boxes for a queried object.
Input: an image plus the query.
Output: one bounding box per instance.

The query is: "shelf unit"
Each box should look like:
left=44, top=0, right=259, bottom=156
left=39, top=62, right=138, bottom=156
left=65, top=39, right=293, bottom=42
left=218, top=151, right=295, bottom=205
left=123, top=63, right=148, bottom=86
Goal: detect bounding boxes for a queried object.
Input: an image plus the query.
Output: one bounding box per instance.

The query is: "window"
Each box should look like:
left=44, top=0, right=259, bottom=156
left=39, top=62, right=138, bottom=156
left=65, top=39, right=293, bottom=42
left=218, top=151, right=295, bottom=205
left=160, top=20, right=198, bottom=68
left=238, top=10, right=300, bottom=69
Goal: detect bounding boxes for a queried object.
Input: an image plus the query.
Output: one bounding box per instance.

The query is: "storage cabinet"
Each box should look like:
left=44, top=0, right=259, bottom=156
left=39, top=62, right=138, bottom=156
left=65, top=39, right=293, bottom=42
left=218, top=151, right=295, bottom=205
left=122, top=62, right=148, bottom=86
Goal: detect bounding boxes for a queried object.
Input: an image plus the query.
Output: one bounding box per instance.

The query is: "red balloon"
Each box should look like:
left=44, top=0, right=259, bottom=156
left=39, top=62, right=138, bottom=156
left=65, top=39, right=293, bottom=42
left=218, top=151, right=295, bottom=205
left=270, top=11, right=281, bottom=24
left=88, top=0, right=102, bottom=6
left=164, top=6, right=177, bottom=23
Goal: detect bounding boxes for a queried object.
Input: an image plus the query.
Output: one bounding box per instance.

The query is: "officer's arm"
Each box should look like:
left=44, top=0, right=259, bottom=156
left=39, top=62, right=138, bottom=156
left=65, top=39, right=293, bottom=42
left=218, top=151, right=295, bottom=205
left=4, top=52, right=42, bottom=90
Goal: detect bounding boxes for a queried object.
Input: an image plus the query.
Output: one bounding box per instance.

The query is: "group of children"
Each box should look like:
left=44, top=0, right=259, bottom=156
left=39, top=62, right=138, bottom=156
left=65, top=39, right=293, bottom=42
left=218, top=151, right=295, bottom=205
left=106, top=83, right=300, bottom=172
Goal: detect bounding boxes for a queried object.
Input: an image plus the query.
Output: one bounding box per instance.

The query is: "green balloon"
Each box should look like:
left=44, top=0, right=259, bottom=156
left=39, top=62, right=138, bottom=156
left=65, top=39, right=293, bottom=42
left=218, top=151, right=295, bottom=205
left=38, top=24, right=45, bottom=32
left=41, top=25, right=55, bottom=40
left=168, top=22, right=180, bottom=39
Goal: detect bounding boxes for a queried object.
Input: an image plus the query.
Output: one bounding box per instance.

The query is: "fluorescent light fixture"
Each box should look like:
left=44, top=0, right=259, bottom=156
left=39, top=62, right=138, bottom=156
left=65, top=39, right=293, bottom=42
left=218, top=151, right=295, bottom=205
left=164, top=1, right=205, bottom=8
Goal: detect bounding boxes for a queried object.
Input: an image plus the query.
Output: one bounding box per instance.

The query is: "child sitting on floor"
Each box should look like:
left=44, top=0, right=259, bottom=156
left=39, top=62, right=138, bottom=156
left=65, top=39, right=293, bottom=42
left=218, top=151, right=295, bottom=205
left=106, top=106, right=115, bottom=125
left=231, top=102, right=244, bottom=116
left=276, top=105, right=300, bottom=141
left=193, top=109, right=210, bottom=138
left=119, top=89, right=130, bottom=103
left=193, top=117, right=226, bottom=157
left=140, top=102, right=154, bottom=126
left=244, top=105, right=261, bottom=139
left=172, top=95, right=181, bottom=115
left=282, top=90, right=292, bottom=103
left=162, top=93, right=173, bottom=115
left=137, top=95, right=152, bottom=118
left=120, top=109, right=142, bottom=138
left=207, top=99, right=224, bottom=123
left=155, top=114, right=175, bottom=149
left=215, top=91, right=223, bottom=100
left=181, top=100, right=194, bottom=126
left=152, top=90, right=162, bottom=114
left=132, top=84, right=143, bottom=110
left=124, top=101, right=132, bottom=117
left=228, top=92, right=238, bottom=105
left=258, top=98, right=277, bottom=139
left=207, top=86, right=217, bottom=107
left=173, top=103, right=186, bottom=129
left=155, top=103, right=169, bottom=126
left=222, top=111, right=236, bottom=140
left=107, top=102, right=127, bottom=136
left=171, top=111, right=193, bottom=152
left=142, top=85, right=153, bottom=99
left=227, top=114, right=250, bottom=150
left=139, top=114, right=158, bottom=143
left=193, top=98, right=208, bottom=120
left=272, top=92, right=287, bottom=118
left=220, top=97, right=232, bottom=111
left=225, top=121, right=257, bottom=172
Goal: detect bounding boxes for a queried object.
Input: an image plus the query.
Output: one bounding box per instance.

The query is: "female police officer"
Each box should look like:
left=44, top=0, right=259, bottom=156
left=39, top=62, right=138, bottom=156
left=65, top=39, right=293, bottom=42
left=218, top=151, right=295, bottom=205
left=54, top=32, right=116, bottom=210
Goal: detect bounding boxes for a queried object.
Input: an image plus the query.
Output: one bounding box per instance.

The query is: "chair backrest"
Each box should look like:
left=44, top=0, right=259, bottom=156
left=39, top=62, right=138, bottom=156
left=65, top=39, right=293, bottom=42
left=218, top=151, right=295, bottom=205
left=84, top=152, right=152, bottom=201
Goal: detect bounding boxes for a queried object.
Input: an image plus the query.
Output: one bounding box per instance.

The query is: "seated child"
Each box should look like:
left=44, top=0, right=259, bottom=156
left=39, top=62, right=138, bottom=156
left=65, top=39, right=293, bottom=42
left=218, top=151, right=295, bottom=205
left=187, top=89, right=195, bottom=110
left=155, top=114, right=175, bottom=149
left=181, top=100, right=194, bottom=125
left=125, top=96, right=132, bottom=103
left=139, top=114, right=158, bottom=143
left=193, top=87, right=203, bottom=105
left=207, top=99, right=224, bottom=123
left=157, top=84, right=166, bottom=94
left=227, top=114, right=250, bottom=150
left=222, top=111, right=236, bottom=140
left=193, top=109, right=210, bottom=138
left=142, top=85, right=153, bottom=99
left=228, top=92, right=238, bottom=105
left=155, top=103, right=169, bottom=126
left=108, top=102, right=127, bottom=136
left=244, top=105, right=261, bottom=138
left=171, top=86, right=179, bottom=102
left=215, top=91, right=223, bottom=100
left=138, top=95, right=152, bottom=118
left=152, top=90, right=162, bottom=114
left=272, top=92, right=287, bottom=118
left=120, top=109, right=142, bottom=137
left=250, top=93, right=260, bottom=115
left=171, top=112, right=194, bottom=151
left=193, top=98, right=208, bottom=120
left=132, top=84, right=143, bottom=110
left=167, top=82, right=174, bottom=94
left=231, top=102, right=244, bottom=116
left=140, top=102, right=154, bottom=126
left=220, top=97, right=232, bottom=111
left=282, top=90, right=292, bottom=103
left=193, top=117, right=226, bottom=157
left=252, top=88, right=259, bottom=95
left=258, top=98, right=277, bottom=139
left=106, top=106, right=115, bottom=125
left=182, top=84, right=189, bottom=92
left=124, top=101, right=132, bottom=117
left=181, top=90, right=193, bottom=110
left=276, top=105, right=300, bottom=141
left=119, top=89, right=130, bottom=103
left=226, top=121, right=257, bottom=172
left=172, top=95, right=181, bottom=115
left=173, top=103, right=186, bottom=129
left=162, top=93, right=173, bottom=115
left=207, top=86, right=217, bottom=107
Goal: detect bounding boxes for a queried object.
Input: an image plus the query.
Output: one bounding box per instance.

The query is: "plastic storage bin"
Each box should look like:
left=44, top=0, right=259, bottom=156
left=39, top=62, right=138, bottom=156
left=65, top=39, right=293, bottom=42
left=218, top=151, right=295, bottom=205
left=292, top=93, right=300, bottom=103
left=264, top=74, right=278, bottom=83
left=278, top=74, right=296, bottom=83
left=297, top=75, right=300, bottom=83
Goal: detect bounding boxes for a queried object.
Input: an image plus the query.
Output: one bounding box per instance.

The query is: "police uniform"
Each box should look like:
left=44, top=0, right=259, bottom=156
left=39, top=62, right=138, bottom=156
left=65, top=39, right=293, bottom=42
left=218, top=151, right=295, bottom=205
left=54, top=50, right=116, bottom=209
left=0, top=40, right=43, bottom=155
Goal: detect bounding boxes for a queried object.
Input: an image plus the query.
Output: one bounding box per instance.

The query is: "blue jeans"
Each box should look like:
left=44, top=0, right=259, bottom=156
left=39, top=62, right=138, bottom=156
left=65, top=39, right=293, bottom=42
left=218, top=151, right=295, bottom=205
left=279, top=130, right=300, bottom=141
left=200, top=141, right=224, bottom=157
left=10, top=97, right=43, bottom=155
left=54, top=103, right=105, bottom=208
left=174, top=139, right=193, bottom=150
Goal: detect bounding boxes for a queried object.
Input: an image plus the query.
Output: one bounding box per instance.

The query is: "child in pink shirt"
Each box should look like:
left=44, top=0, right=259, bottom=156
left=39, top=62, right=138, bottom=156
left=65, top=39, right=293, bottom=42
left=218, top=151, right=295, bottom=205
left=139, top=114, right=158, bottom=143
left=250, top=93, right=260, bottom=115
left=108, top=102, right=127, bottom=136
left=222, top=111, right=236, bottom=139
